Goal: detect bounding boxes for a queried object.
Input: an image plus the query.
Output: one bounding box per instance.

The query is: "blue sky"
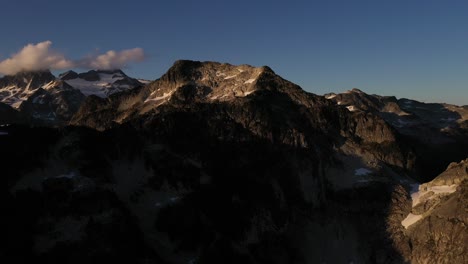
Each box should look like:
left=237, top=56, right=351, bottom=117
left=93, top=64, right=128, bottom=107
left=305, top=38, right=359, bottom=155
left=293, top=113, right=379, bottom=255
left=0, top=0, right=467, bottom=105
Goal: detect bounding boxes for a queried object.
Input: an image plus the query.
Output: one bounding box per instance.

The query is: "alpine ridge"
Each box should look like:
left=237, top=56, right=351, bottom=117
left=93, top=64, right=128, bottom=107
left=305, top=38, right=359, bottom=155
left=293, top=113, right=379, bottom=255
left=0, top=68, right=143, bottom=125
left=1, top=60, right=466, bottom=264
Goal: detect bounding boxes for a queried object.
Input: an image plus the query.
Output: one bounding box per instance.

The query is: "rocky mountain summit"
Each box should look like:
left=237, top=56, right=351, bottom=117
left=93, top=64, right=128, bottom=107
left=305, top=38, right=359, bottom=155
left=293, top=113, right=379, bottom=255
left=1, top=60, right=466, bottom=263
left=325, top=88, right=468, bottom=138
left=59, top=69, right=142, bottom=97
left=0, top=70, right=56, bottom=108
left=71, top=61, right=311, bottom=129
left=326, top=88, right=468, bottom=181
left=0, top=69, right=142, bottom=125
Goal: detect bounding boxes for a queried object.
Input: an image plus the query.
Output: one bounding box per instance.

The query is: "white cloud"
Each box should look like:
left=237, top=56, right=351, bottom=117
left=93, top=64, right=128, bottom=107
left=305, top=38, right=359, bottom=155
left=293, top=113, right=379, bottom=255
left=79, top=48, right=145, bottom=70
left=0, top=41, right=146, bottom=75
left=0, top=41, right=74, bottom=75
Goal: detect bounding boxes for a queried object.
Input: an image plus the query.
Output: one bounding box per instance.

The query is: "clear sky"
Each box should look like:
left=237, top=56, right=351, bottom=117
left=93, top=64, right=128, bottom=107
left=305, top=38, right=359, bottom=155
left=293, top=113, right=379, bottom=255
left=0, top=0, right=467, bottom=105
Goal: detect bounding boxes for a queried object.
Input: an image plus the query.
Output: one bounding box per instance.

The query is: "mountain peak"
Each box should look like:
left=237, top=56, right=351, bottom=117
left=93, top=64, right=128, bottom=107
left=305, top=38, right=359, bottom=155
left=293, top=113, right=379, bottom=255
left=0, top=70, right=63, bottom=108
left=59, top=69, right=141, bottom=97
left=349, top=88, right=365, bottom=94
left=144, top=60, right=279, bottom=106
left=9, top=69, right=55, bottom=80
left=59, top=70, right=79, bottom=80
left=0, top=69, right=56, bottom=89
left=259, top=65, right=275, bottom=74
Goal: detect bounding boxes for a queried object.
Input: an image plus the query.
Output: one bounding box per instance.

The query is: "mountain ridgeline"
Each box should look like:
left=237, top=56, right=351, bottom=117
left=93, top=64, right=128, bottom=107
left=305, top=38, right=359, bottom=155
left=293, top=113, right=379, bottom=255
left=1, top=60, right=467, bottom=264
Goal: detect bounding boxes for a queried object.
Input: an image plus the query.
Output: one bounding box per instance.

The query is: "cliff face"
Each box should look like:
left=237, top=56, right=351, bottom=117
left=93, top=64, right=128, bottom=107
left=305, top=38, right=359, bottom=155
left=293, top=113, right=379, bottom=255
left=384, top=159, right=468, bottom=264
left=406, top=181, right=467, bottom=263
left=327, top=89, right=468, bottom=182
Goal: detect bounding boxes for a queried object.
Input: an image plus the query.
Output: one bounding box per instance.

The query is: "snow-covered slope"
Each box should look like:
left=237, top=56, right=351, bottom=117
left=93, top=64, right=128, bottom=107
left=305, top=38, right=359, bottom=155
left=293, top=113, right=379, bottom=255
left=0, top=70, right=56, bottom=108
left=59, top=69, right=142, bottom=97
left=0, top=69, right=143, bottom=124
left=401, top=158, right=468, bottom=229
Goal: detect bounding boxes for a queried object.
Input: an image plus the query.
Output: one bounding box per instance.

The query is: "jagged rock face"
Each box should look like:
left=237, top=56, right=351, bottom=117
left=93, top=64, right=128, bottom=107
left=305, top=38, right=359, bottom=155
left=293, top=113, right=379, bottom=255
left=385, top=159, right=468, bottom=264
left=424, top=158, right=468, bottom=186
left=18, top=81, right=85, bottom=125
left=4, top=61, right=416, bottom=263
left=404, top=181, right=467, bottom=264
left=326, top=88, right=406, bottom=114
left=144, top=60, right=303, bottom=103
left=60, top=69, right=142, bottom=97
left=0, top=71, right=87, bottom=125
left=325, top=89, right=468, bottom=139
left=71, top=61, right=411, bottom=180
left=58, top=70, right=79, bottom=80
left=70, top=86, right=144, bottom=131
left=328, top=88, right=468, bottom=180
left=0, top=69, right=143, bottom=125
left=72, top=61, right=314, bottom=126
left=2, top=60, right=466, bottom=263
left=72, top=61, right=400, bottom=145
left=0, top=70, right=56, bottom=108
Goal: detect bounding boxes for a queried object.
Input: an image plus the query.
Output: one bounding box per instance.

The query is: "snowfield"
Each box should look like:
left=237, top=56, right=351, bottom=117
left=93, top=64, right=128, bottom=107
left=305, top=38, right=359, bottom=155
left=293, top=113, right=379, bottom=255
left=401, top=213, right=423, bottom=229
left=401, top=183, right=458, bottom=229
left=354, top=168, right=372, bottom=176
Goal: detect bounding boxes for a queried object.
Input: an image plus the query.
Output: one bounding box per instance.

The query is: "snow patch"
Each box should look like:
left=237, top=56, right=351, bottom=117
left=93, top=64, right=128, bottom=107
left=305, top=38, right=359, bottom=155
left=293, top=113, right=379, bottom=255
left=411, top=184, right=457, bottom=207
left=356, top=179, right=371, bottom=183
left=401, top=183, right=457, bottom=228
left=243, top=90, right=255, bottom=96
left=354, top=168, right=372, bottom=176
left=144, top=91, right=174, bottom=103
left=11, top=99, right=24, bottom=108
left=401, top=213, right=423, bottom=229
left=42, top=81, right=58, bottom=90
left=441, top=117, right=457, bottom=122
left=64, top=73, right=127, bottom=97
left=138, top=79, right=151, bottom=84
left=325, top=94, right=336, bottom=99
left=244, top=78, right=256, bottom=84
left=346, top=105, right=358, bottom=112
left=57, top=171, right=77, bottom=179
left=224, top=74, right=238, bottom=80
left=169, top=196, right=180, bottom=202
left=155, top=196, right=181, bottom=208
left=394, top=119, right=413, bottom=128
left=398, top=119, right=411, bottom=125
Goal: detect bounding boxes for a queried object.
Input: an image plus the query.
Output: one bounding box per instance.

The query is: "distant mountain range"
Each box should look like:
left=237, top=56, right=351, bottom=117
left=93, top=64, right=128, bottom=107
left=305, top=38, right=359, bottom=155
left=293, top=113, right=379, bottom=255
left=1, top=61, right=466, bottom=263
left=0, top=69, right=143, bottom=125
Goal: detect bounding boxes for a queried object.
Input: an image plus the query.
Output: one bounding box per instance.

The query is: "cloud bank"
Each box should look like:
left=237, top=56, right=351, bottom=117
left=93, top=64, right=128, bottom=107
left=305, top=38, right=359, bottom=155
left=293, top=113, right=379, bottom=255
left=0, top=41, right=146, bottom=75
left=0, top=41, right=73, bottom=75
left=78, top=48, right=145, bottom=70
